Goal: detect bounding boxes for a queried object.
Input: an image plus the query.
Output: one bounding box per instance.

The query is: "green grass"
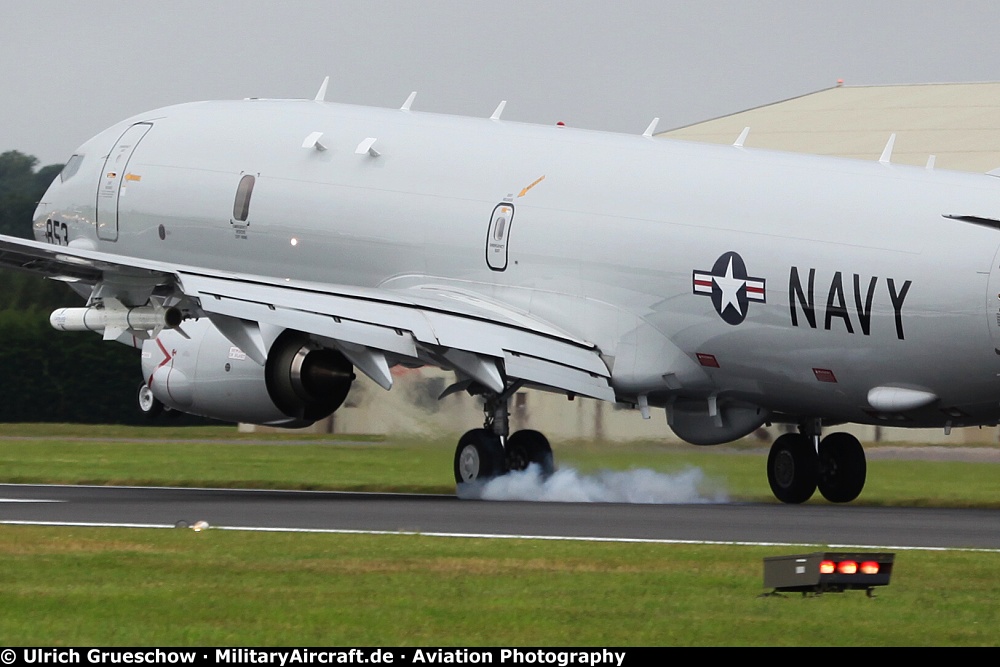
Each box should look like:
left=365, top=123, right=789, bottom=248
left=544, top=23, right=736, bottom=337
left=1, top=426, right=997, bottom=506
left=0, top=422, right=381, bottom=441
left=1, top=424, right=998, bottom=645
left=0, top=432, right=452, bottom=494
left=557, top=441, right=1000, bottom=507
left=0, top=526, right=997, bottom=646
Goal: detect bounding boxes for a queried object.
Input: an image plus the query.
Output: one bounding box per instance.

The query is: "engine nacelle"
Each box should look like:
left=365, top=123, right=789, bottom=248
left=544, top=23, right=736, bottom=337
left=141, top=319, right=354, bottom=426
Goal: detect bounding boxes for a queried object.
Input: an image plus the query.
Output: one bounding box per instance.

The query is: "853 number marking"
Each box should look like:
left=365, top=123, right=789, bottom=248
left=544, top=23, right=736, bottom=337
left=45, top=218, right=69, bottom=245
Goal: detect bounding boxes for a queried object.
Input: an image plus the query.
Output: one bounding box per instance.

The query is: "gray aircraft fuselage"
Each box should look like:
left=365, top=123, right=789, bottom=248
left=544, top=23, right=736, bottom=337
left=34, top=98, right=1000, bottom=436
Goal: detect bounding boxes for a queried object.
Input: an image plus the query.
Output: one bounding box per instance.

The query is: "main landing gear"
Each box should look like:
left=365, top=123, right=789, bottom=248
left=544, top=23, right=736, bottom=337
left=453, top=387, right=555, bottom=484
left=766, top=425, right=867, bottom=504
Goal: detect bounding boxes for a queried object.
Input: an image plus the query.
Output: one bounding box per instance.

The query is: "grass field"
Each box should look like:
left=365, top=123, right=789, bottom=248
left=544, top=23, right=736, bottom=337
left=1, top=423, right=998, bottom=506
left=1, top=424, right=998, bottom=645
left=1, top=526, right=998, bottom=646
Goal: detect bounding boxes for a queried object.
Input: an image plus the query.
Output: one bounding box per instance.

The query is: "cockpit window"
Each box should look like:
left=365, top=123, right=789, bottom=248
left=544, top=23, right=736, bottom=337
left=60, top=154, right=83, bottom=182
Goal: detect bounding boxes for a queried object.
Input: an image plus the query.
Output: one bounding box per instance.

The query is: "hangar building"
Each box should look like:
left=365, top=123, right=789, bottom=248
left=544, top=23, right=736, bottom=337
left=662, top=82, right=1000, bottom=172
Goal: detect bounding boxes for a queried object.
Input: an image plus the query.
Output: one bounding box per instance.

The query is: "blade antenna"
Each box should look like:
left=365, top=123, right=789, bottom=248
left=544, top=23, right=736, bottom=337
left=879, top=133, right=896, bottom=164
left=314, top=76, right=330, bottom=102
left=733, top=127, right=750, bottom=147
left=490, top=101, right=507, bottom=120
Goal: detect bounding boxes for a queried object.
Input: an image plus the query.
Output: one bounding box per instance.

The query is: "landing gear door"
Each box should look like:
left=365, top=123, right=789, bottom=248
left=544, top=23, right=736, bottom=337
left=97, top=122, right=152, bottom=241
left=486, top=203, right=514, bottom=271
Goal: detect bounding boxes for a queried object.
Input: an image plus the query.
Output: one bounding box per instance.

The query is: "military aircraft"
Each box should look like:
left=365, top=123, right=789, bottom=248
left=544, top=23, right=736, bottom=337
left=3, top=82, right=1000, bottom=505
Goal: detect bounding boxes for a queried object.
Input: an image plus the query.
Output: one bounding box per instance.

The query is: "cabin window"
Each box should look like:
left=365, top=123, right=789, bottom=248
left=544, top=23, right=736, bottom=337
left=60, top=155, right=83, bottom=182
left=233, top=174, right=255, bottom=221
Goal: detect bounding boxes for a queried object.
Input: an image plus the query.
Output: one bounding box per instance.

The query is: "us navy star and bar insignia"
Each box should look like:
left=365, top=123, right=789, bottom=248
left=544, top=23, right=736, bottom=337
left=693, top=251, right=766, bottom=325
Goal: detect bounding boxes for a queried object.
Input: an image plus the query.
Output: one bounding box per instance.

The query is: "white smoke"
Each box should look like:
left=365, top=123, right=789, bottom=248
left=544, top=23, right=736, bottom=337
left=457, top=464, right=727, bottom=503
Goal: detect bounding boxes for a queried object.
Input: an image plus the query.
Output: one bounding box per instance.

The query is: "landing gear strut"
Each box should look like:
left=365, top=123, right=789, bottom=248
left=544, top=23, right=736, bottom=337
left=766, top=424, right=867, bottom=504
left=453, top=384, right=554, bottom=484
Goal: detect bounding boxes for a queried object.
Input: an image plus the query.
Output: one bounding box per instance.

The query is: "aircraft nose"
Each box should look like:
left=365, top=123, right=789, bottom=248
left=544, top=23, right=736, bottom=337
left=33, top=178, right=60, bottom=234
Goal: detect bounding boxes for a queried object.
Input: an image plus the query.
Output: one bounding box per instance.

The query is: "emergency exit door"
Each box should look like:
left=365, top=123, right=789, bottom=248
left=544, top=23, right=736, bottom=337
left=486, top=203, right=514, bottom=271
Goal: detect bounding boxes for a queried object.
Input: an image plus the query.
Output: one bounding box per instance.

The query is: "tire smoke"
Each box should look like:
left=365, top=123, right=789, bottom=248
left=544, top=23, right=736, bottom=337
left=457, top=464, right=727, bottom=503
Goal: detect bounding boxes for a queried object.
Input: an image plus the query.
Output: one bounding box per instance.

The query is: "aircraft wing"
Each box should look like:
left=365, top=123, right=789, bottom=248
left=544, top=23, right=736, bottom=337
left=0, top=234, right=614, bottom=401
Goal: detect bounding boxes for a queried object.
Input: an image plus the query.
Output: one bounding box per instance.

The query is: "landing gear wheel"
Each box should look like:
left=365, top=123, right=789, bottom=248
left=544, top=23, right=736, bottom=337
left=818, top=432, right=867, bottom=503
left=137, top=383, right=163, bottom=418
left=454, top=428, right=506, bottom=484
left=505, top=429, right=554, bottom=476
left=766, top=433, right=818, bottom=504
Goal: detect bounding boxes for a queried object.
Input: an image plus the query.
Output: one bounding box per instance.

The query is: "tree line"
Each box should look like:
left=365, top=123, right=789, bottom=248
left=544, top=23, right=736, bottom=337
left=0, top=150, right=210, bottom=424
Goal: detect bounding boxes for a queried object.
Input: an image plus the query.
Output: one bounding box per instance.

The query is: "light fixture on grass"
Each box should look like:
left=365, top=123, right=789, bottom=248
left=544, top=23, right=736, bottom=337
left=763, top=552, right=894, bottom=597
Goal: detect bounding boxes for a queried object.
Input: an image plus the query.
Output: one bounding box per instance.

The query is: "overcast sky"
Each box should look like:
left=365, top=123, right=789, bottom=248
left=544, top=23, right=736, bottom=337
left=4, top=1, right=1000, bottom=166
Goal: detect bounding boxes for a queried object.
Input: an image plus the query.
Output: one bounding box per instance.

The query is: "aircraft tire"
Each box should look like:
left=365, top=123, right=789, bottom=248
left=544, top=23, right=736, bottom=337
left=766, top=433, right=818, bottom=504
left=137, top=382, right=163, bottom=418
left=454, top=428, right=506, bottom=484
left=505, top=429, right=555, bottom=476
left=817, top=432, right=867, bottom=503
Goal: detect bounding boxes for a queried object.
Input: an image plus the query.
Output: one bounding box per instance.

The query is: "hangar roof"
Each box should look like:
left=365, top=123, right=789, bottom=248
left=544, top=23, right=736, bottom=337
left=660, top=82, right=1000, bottom=173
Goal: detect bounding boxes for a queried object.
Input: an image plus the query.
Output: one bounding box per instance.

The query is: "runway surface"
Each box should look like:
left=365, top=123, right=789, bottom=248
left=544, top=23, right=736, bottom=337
left=2, top=484, right=999, bottom=550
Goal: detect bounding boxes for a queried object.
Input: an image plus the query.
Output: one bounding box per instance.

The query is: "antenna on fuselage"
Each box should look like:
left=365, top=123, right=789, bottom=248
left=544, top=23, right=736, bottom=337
left=314, top=76, right=330, bottom=102
left=733, top=127, right=750, bottom=148
left=642, top=118, right=660, bottom=138
left=401, top=91, right=417, bottom=111
left=879, top=133, right=896, bottom=165
left=490, top=101, right=507, bottom=120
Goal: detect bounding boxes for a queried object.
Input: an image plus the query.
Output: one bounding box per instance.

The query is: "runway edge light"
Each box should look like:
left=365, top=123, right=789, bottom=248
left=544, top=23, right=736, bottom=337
left=762, top=552, right=895, bottom=597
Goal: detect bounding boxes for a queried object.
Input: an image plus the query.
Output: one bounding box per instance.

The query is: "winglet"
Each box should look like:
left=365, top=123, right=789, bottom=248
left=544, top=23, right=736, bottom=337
left=642, top=118, right=659, bottom=138
left=733, top=126, right=750, bottom=148
left=490, top=101, right=507, bottom=121
left=400, top=91, right=417, bottom=111
left=879, top=133, right=896, bottom=164
left=314, top=76, right=330, bottom=102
